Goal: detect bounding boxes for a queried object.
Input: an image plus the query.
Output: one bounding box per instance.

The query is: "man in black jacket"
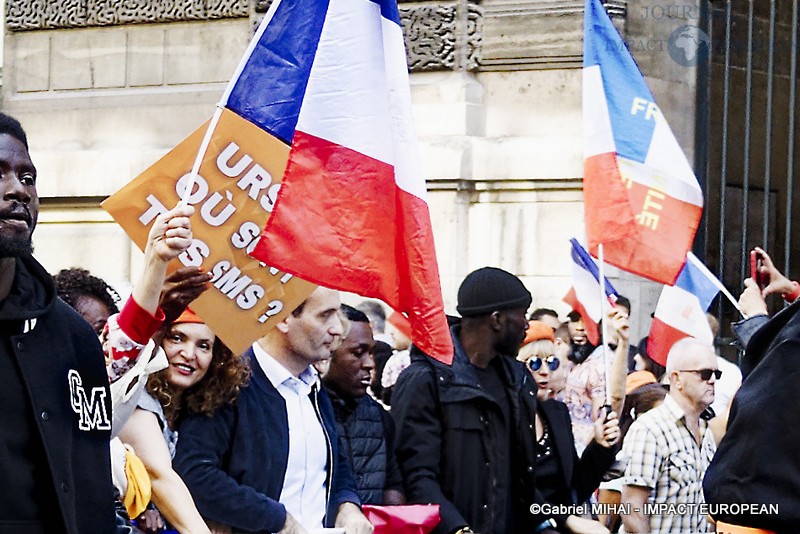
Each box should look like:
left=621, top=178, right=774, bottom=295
left=704, top=249, right=800, bottom=532
left=0, top=113, right=116, bottom=533
left=323, top=304, right=405, bottom=506
left=393, top=266, right=538, bottom=534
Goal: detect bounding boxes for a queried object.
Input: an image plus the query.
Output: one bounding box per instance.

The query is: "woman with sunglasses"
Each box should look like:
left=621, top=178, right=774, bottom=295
left=517, top=321, right=621, bottom=534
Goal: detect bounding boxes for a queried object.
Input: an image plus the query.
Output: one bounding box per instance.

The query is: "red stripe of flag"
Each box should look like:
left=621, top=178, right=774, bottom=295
left=647, top=317, right=690, bottom=367
left=252, top=130, right=453, bottom=363
left=585, top=152, right=702, bottom=285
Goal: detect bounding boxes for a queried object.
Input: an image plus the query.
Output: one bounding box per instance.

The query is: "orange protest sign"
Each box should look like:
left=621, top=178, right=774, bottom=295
left=103, top=109, right=316, bottom=355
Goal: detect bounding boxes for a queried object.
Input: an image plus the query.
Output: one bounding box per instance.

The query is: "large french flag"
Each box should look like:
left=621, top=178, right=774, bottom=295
left=563, top=239, right=619, bottom=346
left=647, top=253, right=722, bottom=366
left=583, top=0, right=703, bottom=285
left=223, top=0, right=453, bottom=363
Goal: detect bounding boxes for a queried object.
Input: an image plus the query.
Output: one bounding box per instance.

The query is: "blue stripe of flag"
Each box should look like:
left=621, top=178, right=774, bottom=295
left=675, top=259, right=720, bottom=311
left=225, top=0, right=329, bottom=145
left=570, top=238, right=619, bottom=299
left=367, top=0, right=400, bottom=25
left=583, top=0, right=657, bottom=164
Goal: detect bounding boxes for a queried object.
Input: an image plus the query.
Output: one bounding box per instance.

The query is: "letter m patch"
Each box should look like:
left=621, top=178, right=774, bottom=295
left=68, top=369, right=111, bottom=431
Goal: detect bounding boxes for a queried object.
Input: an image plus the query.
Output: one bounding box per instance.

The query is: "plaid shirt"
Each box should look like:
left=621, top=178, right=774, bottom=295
left=621, top=395, right=716, bottom=533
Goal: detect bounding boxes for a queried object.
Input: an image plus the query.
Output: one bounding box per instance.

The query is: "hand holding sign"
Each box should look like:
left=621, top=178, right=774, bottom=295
left=148, top=204, right=194, bottom=263
left=103, top=111, right=316, bottom=355
left=131, top=204, right=196, bottom=317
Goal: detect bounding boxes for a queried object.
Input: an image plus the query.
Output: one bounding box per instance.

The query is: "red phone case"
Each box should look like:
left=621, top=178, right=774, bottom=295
left=751, top=250, right=765, bottom=289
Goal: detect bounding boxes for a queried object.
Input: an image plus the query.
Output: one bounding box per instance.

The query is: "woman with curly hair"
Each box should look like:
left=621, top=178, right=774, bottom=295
left=54, top=267, right=121, bottom=335
left=143, top=308, right=249, bottom=430
left=118, top=308, right=249, bottom=533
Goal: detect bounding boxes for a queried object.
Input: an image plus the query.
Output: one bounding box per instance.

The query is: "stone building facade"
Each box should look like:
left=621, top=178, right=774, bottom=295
left=2, top=0, right=711, bottom=340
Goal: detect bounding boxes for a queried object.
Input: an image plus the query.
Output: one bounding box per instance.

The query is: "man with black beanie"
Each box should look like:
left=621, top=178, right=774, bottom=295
left=393, top=267, right=541, bottom=534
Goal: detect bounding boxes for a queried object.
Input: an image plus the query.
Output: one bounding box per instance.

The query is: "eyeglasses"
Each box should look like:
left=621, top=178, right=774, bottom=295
left=679, top=369, right=722, bottom=381
left=527, top=355, right=560, bottom=373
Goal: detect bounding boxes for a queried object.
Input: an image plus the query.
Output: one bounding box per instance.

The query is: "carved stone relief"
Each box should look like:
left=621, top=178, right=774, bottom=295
left=254, top=0, right=273, bottom=13
left=402, top=5, right=457, bottom=71
left=400, top=2, right=482, bottom=72
left=6, top=0, right=248, bottom=31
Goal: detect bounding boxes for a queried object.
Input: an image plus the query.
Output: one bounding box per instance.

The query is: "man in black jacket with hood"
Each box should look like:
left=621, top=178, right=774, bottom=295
left=393, top=266, right=539, bottom=534
left=0, top=113, right=116, bottom=533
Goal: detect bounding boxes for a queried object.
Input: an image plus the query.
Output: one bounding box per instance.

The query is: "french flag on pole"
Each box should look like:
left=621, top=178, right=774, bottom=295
left=225, top=0, right=453, bottom=363
left=647, top=253, right=722, bottom=366
left=563, top=239, right=619, bottom=346
left=583, top=0, right=703, bottom=285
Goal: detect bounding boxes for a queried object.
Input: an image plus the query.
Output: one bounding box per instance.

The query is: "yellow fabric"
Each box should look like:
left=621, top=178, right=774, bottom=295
left=123, top=447, right=152, bottom=518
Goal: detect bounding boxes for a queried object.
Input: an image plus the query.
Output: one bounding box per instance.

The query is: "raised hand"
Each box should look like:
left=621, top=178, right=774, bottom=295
left=606, top=307, right=630, bottom=343
left=753, top=247, right=795, bottom=297
left=147, top=204, right=194, bottom=263
left=159, top=266, right=213, bottom=324
left=739, top=278, right=768, bottom=319
left=134, top=204, right=195, bottom=316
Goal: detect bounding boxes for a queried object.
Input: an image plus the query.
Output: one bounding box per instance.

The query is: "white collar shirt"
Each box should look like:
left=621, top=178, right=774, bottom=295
left=253, top=342, right=329, bottom=530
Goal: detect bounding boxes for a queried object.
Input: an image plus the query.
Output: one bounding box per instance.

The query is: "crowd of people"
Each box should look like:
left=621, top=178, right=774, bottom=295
left=1, top=109, right=797, bottom=534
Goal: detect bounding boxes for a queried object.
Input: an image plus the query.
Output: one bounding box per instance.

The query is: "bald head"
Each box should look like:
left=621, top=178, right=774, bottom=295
left=666, top=338, right=718, bottom=414
left=666, top=338, right=716, bottom=375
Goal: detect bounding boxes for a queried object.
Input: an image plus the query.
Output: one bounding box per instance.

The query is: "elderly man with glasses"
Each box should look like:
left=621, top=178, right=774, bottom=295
left=620, top=337, right=718, bottom=533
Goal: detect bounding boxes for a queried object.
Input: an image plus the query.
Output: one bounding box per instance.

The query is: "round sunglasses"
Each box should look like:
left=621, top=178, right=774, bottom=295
left=679, top=368, right=722, bottom=381
left=527, top=355, right=560, bottom=373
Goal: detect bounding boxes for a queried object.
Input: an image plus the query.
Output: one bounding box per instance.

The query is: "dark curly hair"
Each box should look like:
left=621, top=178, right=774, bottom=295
left=0, top=113, right=28, bottom=149
left=53, top=267, right=121, bottom=315
left=146, top=324, right=250, bottom=427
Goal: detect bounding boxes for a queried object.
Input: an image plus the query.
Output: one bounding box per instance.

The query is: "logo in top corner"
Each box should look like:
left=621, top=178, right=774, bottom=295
left=68, top=369, right=111, bottom=431
left=667, top=24, right=711, bottom=67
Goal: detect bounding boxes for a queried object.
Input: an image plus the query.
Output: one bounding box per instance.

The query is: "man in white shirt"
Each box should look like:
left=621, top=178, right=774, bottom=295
left=175, top=287, right=373, bottom=534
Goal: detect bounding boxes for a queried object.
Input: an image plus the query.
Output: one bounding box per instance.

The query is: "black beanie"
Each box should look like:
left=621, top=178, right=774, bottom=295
left=456, top=267, right=532, bottom=317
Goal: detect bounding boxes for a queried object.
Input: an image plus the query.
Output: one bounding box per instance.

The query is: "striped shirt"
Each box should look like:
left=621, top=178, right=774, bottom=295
left=621, top=395, right=716, bottom=533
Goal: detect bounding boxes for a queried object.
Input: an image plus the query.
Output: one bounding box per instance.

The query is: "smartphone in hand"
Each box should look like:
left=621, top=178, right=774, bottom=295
left=750, top=249, right=767, bottom=290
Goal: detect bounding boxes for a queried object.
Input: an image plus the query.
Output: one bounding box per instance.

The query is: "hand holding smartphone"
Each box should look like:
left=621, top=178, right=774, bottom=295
left=750, top=249, right=767, bottom=290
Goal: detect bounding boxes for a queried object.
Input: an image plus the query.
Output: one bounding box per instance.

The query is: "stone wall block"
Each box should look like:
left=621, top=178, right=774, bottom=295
left=163, top=21, right=248, bottom=84
left=11, top=32, right=51, bottom=92
left=128, top=27, right=166, bottom=87
left=51, top=29, right=127, bottom=90
left=411, top=72, right=485, bottom=136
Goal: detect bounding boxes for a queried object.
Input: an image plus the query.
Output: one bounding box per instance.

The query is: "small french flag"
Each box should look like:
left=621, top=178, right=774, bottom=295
left=647, top=253, right=723, bottom=366
left=563, top=238, right=619, bottom=346
left=582, top=0, right=703, bottom=285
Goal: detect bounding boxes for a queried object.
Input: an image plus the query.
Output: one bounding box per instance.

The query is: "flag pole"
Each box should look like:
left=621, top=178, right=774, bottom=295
left=178, top=0, right=282, bottom=206
left=180, top=106, right=224, bottom=205
left=598, top=243, right=612, bottom=407
left=687, top=252, right=743, bottom=316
